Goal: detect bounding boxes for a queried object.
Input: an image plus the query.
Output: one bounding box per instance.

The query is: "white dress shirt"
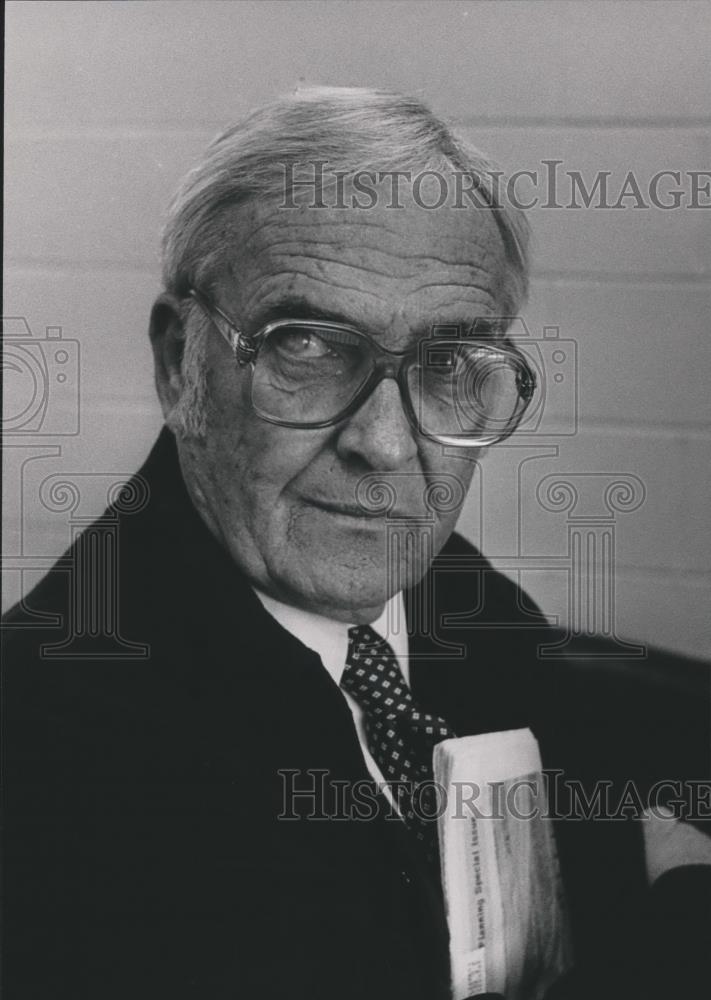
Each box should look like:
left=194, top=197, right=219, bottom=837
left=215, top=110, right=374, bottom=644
left=253, top=588, right=409, bottom=805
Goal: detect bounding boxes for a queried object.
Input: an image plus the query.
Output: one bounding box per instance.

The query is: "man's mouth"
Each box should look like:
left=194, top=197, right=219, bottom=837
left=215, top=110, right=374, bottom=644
left=306, top=496, right=422, bottom=521
left=307, top=497, right=386, bottom=519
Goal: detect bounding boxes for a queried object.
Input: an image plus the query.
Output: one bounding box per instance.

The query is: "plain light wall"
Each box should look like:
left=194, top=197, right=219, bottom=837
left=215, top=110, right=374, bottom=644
left=4, top=0, right=710, bottom=658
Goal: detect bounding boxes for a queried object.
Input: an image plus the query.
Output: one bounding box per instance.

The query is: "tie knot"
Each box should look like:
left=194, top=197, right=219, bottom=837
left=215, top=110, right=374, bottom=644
left=347, top=624, right=396, bottom=660
left=342, top=625, right=412, bottom=714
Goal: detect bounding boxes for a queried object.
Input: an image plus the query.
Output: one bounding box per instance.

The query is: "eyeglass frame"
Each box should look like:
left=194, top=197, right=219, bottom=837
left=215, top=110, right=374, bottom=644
left=188, top=287, right=537, bottom=447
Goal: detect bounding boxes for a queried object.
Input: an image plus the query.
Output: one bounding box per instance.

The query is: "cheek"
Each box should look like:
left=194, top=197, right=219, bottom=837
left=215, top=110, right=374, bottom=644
left=204, top=401, right=326, bottom=533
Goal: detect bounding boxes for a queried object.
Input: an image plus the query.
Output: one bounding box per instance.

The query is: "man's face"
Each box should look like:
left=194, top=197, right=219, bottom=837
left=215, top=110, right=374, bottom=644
left=172, top=188, right=509, bottom=623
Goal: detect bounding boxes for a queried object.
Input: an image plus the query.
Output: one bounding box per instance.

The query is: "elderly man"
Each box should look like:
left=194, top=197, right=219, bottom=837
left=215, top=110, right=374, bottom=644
left=3, top=89, right=708, bottom=1000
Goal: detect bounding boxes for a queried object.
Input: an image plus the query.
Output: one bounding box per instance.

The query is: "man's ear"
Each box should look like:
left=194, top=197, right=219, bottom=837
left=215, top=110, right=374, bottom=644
left=149, top=293, right=188, bottom=421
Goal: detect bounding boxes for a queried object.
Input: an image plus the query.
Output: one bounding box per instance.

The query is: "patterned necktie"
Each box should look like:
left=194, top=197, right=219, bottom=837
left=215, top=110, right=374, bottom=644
left=341, top=623, right=456, bottom=865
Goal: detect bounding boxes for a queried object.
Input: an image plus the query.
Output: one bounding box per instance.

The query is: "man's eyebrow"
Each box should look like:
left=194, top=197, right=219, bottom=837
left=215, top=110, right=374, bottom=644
left=248, top=298, right=503, bottom=338
left=249, top=298, right=357, bottom=330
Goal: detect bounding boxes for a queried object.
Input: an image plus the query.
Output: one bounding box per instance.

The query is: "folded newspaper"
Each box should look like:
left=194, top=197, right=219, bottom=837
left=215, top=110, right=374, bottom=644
left=433, top=728, right=572, bottom=1000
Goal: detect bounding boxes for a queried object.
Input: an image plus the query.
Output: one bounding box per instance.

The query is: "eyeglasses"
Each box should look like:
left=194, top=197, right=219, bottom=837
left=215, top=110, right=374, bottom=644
left=189, top=289, right=536, bottom=447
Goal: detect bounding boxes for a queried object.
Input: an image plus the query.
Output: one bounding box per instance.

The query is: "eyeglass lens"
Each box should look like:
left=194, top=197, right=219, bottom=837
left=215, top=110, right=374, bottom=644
left=251, top=323, right=528, bottom=440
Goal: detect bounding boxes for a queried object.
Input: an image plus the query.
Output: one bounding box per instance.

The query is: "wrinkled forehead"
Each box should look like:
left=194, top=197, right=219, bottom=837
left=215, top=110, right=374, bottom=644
left=216, top=186, right=510, bottom=344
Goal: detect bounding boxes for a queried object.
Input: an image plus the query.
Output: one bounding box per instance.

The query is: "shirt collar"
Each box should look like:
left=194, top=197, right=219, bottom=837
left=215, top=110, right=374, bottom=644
left=252, top=589, right=409, bottom=686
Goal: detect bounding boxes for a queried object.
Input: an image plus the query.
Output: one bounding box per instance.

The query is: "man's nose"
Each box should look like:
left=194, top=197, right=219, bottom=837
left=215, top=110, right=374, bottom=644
left=335, top=377, right=418, bottom=470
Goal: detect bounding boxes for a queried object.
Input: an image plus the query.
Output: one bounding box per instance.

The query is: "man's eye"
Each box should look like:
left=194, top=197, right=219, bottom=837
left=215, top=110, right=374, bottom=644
left=273, top=328, right=334, bottom=359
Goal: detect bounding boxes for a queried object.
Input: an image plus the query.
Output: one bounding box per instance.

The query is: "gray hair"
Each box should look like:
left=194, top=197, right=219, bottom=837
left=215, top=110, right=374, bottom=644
left=160, top=86, right=531, bottom=437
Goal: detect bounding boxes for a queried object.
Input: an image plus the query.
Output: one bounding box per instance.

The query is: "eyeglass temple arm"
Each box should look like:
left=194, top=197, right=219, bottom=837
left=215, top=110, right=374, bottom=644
left=188, top=289, right=256, bottom=366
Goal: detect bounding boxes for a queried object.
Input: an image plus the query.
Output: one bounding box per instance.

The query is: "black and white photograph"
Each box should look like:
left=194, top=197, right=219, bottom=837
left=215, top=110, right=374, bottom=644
left=3, top=2, right=710, bottom=998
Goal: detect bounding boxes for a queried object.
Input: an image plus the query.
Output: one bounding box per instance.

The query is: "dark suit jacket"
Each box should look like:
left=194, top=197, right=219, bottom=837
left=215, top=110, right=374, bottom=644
left=2, top=429, right=707, bottom=999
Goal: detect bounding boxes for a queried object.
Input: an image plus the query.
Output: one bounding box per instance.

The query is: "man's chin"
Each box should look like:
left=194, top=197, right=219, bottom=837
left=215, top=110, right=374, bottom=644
left=272, top=548, right=431, bottom=623
left=283, top=566, right=391, bottom=622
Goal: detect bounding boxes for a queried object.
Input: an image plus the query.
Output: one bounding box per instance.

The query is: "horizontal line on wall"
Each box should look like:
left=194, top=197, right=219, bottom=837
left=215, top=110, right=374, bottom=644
left=456, top=115, right=711, bottom=130
left=512, top=564, right=711, bottom=584
left=608, top=566, right=711, bottom=584
left=555, top=420, right=711, bottom=436
left=79, top=395, right=159, bottom=408
left=532, top=269, right=711, bottom=285
left=6, top=117, right=711, bottom=135
left=5, top=126, right=219, bottom=140
left=5, top=258, right=161, bottom=275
